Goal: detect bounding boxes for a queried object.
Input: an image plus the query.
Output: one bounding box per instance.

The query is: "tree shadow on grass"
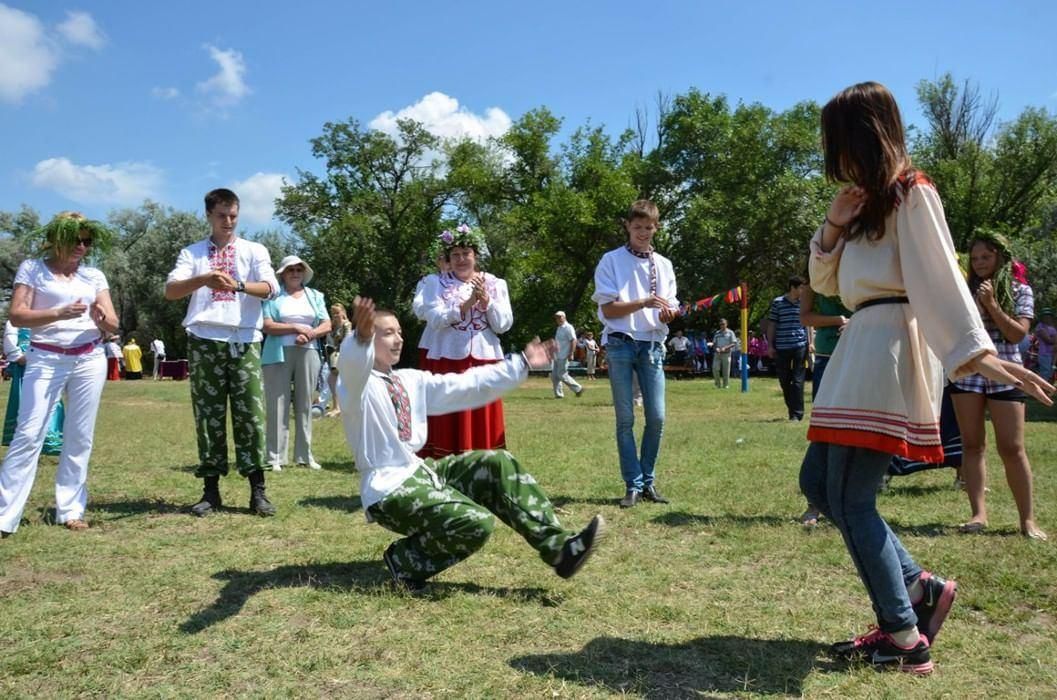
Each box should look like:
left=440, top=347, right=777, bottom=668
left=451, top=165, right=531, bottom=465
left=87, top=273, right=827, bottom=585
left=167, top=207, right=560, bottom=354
left=298, top=495, right=362, bottom=513
left=886, top=519, right=1022, bottom=539
left=510, top=635, right=835, bottom=698
left=1025, top=400, right=1057, bottom=423
left=882, top=483, right=947, bottom=497
left=89, top=498, right=184, bottom=520
left=181, top=561, right=560, bottom=634
left=651, top=511, right=789, bottom=529
left=551, top=495, right=626, bottom=508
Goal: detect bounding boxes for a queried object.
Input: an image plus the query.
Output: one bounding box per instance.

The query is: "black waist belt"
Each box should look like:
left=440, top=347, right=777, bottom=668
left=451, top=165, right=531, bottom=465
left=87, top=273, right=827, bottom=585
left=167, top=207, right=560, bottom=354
left=856, top=296, right=909, bottom=312
left=607, top=332, right=634, bottom=343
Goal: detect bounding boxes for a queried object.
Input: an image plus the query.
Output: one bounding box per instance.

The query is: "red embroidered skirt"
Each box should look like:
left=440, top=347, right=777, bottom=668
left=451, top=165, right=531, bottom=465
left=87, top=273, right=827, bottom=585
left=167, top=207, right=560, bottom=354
left=106, top=357, right=121, bottom=381
left=419, top=356, right=506, bottom=458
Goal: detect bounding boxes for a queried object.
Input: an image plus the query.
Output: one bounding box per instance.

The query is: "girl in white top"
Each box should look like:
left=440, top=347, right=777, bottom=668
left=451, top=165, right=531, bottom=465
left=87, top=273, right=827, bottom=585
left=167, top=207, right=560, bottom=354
left=0, top=212, right=119, bottom=536
left=801, top=82, right=1054, bottom=674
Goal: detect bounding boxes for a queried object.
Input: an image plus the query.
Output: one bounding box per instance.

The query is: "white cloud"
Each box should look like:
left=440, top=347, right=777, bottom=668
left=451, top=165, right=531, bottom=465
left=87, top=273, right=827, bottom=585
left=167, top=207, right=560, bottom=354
left=31, top=157, right=163, bottom=206
left=151, top=86, right=180, bottom=100
left=369, top=92, right=512, bottom=144
left=0, top=4, right=59, bottom=103
left=57, top=10, right=105, bottom=50
left=231, top=172, right=288, bottom=225
left=196, top=45, right=250, bottom=107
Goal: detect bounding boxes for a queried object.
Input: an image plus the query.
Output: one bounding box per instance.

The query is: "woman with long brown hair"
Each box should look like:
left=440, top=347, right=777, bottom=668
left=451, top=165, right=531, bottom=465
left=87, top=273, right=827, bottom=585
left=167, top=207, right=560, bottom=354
left=951, top=231, right=1045, bottom=539
left=800, top=82, right=1053, bottom=674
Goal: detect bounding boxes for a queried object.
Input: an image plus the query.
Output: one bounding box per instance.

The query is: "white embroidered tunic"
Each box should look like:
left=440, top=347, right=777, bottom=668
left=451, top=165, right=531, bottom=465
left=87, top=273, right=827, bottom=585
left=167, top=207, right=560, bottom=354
left=807, top=174, right=994, bottom=461
left=419, top=271, right=513, bottom=361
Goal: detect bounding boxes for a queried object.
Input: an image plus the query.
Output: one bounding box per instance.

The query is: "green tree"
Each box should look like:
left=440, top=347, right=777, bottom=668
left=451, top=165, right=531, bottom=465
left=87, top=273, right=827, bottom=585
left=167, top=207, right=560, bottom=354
left=276, top=118, right=450, bottom=354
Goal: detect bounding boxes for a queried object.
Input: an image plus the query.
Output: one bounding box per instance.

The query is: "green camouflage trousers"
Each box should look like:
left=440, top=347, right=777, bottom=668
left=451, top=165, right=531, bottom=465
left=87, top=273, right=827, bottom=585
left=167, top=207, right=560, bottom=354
left=367, top=450, right=572, bottom=580
left=188, top=336, right=267, bottom=478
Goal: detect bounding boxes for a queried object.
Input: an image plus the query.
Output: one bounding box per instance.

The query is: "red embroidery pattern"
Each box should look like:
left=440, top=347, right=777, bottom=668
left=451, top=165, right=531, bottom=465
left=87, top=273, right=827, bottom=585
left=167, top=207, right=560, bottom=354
left=382, top=373, right=412, bottom=441
left=209, top=241, right=238, bottom=302
left=440, top=272, right=494, bottom=332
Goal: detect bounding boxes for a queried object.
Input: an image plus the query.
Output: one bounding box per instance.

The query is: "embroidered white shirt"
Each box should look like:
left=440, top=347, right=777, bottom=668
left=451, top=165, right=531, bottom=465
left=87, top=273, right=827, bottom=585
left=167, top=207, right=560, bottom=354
left=166, top=237, right=278, bottom=343
left=336, top=333, right=527, bottom=512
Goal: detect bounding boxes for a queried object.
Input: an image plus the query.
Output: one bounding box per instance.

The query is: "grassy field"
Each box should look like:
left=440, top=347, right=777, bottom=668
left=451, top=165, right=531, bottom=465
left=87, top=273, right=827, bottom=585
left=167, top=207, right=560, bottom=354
left=0, top=375, right=1055, bottom=698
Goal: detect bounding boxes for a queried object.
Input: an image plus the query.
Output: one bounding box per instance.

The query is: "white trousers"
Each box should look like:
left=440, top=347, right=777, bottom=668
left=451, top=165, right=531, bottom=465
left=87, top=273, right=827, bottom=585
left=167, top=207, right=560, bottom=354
left=551, top=357, right=582, bottom=397
left=263, top=345, right=321, bottom=465
left=0, top=347, right=106, bottom=532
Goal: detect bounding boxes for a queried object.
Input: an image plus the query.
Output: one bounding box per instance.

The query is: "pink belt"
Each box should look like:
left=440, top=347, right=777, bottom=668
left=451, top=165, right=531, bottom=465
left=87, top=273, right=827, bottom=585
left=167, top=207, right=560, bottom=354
left=30, top=339, right=100, bottom=356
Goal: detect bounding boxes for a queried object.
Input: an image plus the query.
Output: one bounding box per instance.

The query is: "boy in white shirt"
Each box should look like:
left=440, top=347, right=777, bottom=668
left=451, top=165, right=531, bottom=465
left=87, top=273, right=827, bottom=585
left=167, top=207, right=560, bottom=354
left=337, top=296, right=604, bottom=592
left=165, top=188, right=279, bottom=517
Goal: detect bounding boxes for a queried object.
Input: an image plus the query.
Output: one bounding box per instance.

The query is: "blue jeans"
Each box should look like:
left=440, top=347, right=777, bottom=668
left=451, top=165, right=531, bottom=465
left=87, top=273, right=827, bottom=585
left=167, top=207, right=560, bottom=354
left=799, top=442, right=922, bottom=633
left=605, top=334, right=665, bottom=491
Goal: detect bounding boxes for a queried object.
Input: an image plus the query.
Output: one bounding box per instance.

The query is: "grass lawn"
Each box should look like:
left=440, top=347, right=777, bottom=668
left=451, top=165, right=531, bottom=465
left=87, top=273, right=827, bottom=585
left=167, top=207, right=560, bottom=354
left=1, top=375, right=1055, bottom=698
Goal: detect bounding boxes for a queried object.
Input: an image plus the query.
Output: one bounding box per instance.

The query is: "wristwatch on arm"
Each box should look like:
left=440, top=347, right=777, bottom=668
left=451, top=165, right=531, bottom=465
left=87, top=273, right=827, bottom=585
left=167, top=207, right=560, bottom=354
left=236, top=280, right=246, bottom=293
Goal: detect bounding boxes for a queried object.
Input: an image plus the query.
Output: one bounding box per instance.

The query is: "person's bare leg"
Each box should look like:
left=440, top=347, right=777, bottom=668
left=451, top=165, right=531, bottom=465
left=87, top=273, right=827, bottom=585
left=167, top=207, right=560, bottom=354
left=952, top=393, right=988, bottom=528
left=989, top=400, right=1046, bottom=539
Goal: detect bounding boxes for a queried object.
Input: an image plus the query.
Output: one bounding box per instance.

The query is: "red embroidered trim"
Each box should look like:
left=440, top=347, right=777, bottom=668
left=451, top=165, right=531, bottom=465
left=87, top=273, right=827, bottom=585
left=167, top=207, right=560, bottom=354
left=807, top=426, right=944, bottom=463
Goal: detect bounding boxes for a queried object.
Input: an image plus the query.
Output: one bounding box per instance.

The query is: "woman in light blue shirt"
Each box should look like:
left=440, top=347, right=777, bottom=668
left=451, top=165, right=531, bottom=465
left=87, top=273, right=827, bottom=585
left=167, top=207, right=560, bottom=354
left=262, top=255, right=331, bottom=470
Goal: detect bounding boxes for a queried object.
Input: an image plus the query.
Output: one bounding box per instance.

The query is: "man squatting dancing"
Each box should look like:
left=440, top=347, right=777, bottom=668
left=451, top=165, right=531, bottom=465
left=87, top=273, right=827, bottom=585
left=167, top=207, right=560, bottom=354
left=336, top=296, right=604, bottom=592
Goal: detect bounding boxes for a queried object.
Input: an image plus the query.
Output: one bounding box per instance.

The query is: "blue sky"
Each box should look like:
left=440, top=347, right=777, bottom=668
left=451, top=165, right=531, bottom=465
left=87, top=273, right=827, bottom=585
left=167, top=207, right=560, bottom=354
left=1, top=1, right=1054, bottom=231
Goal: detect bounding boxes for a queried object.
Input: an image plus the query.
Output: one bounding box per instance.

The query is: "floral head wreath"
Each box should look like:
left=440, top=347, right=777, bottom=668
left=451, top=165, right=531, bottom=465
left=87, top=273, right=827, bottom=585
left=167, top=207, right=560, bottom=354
left=39, top=211, right=114, bottom=256
left=438, top=223, right=489, bottom=259
left=968, top=229, right=1015, bottom=318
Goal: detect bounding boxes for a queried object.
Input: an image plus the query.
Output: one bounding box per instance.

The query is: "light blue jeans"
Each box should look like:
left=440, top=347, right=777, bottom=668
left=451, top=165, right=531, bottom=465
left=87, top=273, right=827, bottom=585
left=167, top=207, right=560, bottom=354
left=799, top=441, right=923, bottom=632
left=605, top=334, right=665, bottom=491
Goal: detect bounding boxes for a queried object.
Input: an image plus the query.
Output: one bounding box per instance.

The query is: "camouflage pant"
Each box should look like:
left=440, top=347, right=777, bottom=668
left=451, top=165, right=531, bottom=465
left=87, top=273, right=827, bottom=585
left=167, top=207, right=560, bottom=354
left=188, top=336, right=267, bottom=478
left=367, top=450, right=572, bottom=581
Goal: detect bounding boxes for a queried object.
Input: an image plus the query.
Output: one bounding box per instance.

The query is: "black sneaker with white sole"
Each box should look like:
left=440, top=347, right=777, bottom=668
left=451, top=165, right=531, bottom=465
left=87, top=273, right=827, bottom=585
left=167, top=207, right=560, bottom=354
left=554, top=514, right=605, bottom=579
left=831, top=627, right=934, bottom=675
left=914, top=571, right=957, bottom=644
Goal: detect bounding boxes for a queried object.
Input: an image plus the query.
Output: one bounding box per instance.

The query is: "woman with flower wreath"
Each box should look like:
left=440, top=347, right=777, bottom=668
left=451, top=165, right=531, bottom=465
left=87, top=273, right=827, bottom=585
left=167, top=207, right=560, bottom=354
left=0, top=212, right=118, bottom=536
left=417, top=224, right=513, bottom=457
left=951, top=231, right=1047, bottom=540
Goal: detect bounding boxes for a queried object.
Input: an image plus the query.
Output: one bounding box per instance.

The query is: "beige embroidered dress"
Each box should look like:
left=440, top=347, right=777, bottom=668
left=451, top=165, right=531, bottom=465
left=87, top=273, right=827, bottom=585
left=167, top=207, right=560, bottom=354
left=807, top=173, right=994, bottom=461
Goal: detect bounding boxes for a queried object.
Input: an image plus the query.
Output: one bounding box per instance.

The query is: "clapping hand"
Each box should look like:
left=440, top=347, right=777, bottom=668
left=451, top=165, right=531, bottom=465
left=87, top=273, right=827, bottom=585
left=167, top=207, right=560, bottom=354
left=57, top=302, right=88, bottom=320
left=975, top=280, right=997, bottom=311
left=203, top=270, right=237, bottom=291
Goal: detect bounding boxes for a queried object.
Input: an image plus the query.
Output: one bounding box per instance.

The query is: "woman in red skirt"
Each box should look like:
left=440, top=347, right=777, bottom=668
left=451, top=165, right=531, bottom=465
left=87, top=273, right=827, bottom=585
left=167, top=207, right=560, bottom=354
left=417, top=225, right=512, bottom=457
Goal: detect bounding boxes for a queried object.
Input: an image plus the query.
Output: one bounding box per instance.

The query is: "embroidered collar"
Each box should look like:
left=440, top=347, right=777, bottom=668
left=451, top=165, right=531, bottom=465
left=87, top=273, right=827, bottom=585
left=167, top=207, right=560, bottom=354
left=624, top=243, right=653, bottom=259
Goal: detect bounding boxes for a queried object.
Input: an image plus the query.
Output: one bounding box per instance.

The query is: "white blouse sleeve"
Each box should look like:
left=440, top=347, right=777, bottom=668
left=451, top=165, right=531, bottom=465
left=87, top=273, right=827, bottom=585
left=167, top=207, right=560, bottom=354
left=897, top=184, right=994, bottom=379
left=3, top=322, right=23, bottom=361
left=808, top=227, right=844, bottom=297
left=484, top=276, right=513, bottom=334
left=421, top=275, right=462, bottom=330
left=421, top=354, right=527, bottom=415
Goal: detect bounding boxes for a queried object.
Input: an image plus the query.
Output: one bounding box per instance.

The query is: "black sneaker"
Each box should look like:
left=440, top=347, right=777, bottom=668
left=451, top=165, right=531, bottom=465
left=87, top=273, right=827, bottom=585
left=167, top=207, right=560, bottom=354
left=383, top=543, right=428, bottom=594
left=641, top=485, right=670, bottom=504
left=831, top=627, right=934, bottom=675
left=914, top=571, right=957, bottom=644
left=554, top=514, right=605, bottom=579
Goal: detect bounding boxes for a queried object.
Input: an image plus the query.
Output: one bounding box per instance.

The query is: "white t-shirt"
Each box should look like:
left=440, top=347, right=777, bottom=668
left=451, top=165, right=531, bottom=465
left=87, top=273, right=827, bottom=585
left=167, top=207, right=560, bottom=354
left=592, top=246, right=679, bottom=344
left=275, top=293, right=317, bottom=347
left=14, top=258, right=108, bottom=347
left=554, top=322, right=577, bottom=360
left=151, top=339, right=166, bottom=356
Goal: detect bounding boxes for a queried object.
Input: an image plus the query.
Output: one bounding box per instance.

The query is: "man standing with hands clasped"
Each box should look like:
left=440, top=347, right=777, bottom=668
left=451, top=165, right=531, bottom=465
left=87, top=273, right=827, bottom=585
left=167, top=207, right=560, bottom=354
left=551, top=311, right=583, bottom=399
left=165, top=188, right=280, bottom=517
left=593, top=199, right=679, bottom=508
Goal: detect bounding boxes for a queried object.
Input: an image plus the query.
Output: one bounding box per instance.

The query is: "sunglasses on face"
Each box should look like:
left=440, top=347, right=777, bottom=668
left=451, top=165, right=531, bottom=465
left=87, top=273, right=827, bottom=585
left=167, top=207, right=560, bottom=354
left=75, top=238, right=93, bottom=247
left=286, top=266, right=305, bottom=272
